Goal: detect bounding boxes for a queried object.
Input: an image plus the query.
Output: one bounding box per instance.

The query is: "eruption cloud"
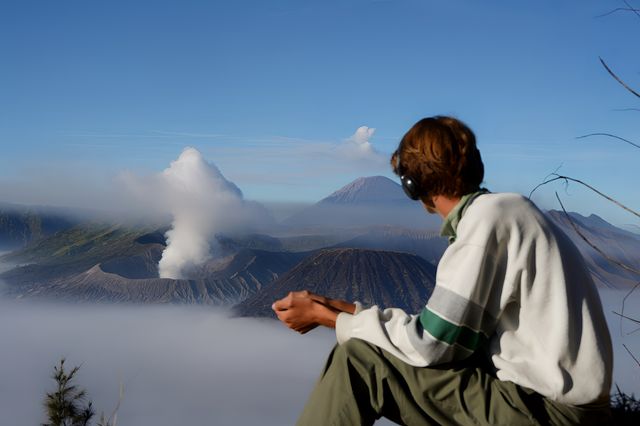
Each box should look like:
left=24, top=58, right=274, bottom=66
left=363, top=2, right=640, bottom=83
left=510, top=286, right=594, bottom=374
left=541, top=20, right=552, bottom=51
left=348, top=126, right=376, bottom=154
left=335, top=126, right=385, bottom=167
left=158, top=147, right=244, bottom=279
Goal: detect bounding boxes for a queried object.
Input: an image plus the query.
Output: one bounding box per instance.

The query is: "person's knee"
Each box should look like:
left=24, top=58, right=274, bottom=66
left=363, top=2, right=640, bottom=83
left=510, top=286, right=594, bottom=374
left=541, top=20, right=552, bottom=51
left=318, top=340, right=378, bottom=385
left=340, top=337, right=373, bottom=353
left=335, top=338, right=381, bottom=365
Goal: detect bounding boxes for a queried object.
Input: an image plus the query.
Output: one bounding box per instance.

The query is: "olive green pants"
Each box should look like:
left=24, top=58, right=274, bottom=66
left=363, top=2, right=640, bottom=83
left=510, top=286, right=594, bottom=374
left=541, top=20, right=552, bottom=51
left=297, top=339, right=611, bottom=426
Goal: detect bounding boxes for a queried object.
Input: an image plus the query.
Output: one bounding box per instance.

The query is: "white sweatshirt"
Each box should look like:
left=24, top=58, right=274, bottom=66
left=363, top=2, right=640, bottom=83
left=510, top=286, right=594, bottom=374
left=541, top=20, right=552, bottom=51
left=335, top=192, right=613, bottom=405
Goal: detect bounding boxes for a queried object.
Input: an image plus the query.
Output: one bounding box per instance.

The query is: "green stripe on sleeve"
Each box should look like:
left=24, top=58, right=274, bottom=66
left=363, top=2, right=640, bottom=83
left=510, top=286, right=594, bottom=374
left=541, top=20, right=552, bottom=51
left=419, top=308, right=486, bottom=352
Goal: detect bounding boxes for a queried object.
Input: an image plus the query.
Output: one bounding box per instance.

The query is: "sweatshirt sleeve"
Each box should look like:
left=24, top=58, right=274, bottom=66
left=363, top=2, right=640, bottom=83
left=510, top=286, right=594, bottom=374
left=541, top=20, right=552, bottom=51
left=335, top=234, right=502, bottom=367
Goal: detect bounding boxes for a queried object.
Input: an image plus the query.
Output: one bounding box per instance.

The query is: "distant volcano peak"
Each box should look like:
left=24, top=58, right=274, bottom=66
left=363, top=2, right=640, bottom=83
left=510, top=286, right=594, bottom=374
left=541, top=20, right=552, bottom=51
left=283, top=175, right=440, bottom=230
left=319, top=175, right=405, bottom=205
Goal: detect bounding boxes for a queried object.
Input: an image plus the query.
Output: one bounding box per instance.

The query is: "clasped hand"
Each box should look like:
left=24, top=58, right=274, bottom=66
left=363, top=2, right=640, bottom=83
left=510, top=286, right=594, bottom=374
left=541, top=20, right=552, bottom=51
left=271, top=290, right=339, bottom=334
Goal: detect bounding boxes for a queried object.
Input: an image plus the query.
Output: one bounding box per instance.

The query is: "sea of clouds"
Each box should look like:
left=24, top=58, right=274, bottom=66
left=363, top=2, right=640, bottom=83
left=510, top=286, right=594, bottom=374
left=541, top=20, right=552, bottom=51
left=0, top=301, right=340, bottom=426
left=0, top=290, right=638, bottom=426
left=599, top=288, right=640, bottom=396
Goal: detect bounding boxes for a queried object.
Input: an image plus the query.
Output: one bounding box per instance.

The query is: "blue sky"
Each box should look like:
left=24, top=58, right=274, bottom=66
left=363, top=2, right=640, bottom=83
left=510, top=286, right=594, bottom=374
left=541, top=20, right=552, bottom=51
left=0, top=0, right=638, bottom=226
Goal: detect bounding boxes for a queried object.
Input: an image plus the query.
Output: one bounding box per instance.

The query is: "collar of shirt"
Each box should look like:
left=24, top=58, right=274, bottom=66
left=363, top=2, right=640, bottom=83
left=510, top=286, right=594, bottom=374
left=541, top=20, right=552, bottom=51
left=439, top=188, right=490, bottom=243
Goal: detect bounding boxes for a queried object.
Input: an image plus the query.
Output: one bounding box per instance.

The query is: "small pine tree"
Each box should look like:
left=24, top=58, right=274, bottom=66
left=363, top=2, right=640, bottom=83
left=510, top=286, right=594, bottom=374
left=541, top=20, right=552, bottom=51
left=42, top=358, right=95, bottom=426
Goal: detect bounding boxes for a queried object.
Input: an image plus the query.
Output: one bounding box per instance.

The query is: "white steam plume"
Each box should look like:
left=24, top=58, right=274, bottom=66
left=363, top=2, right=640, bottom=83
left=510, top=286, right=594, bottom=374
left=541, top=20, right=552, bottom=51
left=158, top=147, right=244, bottom=279
left=348, top=126, right=376, bottom=153
left=117, top=147, right=273, bottom=279
left=336, top=126, right=383, bottom=164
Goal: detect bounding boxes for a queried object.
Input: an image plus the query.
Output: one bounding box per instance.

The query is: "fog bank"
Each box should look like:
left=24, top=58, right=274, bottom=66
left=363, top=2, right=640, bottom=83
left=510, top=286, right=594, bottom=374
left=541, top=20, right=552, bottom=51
left=0, top=302, right=338, bottom=426
left=599, top=288, right=640, bottom=396
left=0, top=290, right=638, bottom=425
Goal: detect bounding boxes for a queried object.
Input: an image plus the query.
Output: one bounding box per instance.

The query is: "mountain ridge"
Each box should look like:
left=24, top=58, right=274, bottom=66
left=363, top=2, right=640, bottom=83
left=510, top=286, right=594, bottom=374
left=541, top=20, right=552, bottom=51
left=546, top=209, right=640, bottom=289
left=234, top=248, right=437, bottom=318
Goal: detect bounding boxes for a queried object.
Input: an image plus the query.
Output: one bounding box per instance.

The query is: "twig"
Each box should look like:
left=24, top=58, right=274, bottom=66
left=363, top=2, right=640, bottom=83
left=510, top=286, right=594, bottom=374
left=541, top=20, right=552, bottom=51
left=553, top=192, right=640, bottom=341
left=595, top=7, right=640, bottom=18
left=621, top=281, right=640, bottom=337
left=100, top=382, right=124, bottom=426
left=576, top=133, right=640, bottom=150
left=600, top=57, right=640, bottom=99
left=554, top=193, right=640, bottom=275
left=623, top=0, right=640, bottom=20
left=613, top=310, right=640, bottom=325
left=111, top=382, right=124, bottom=426
left=613, top=108, right=640, bottom=112
left=552, top=189, right=640, bottom=342
left=528, top=170, right=564, bottom=200
left=628, top=326, right=640, bottom=336
left=529, top=174, right=640, bottom=220
left=623, top=344, right=640, bottom=368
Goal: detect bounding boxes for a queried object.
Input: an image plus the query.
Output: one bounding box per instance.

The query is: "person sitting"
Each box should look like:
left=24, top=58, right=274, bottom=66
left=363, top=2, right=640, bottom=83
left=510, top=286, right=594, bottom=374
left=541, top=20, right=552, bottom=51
left=273, top=116, right=613, bottom=426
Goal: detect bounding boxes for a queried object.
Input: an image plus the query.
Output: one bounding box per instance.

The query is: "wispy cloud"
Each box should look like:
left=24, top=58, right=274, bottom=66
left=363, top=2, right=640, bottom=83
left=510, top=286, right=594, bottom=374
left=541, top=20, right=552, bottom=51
left=166, top=126, right=390, bottom=180
left=4, top=126, right=393, bottom=211
left=337, top=126, right=382, bottom=161
left=63, top=132, right=176, bottom=139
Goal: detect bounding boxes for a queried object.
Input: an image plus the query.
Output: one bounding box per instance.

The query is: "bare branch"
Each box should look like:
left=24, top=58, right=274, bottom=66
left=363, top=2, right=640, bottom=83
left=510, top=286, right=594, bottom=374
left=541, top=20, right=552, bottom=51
left=551, top=194, right=640, bottom=340
left=612, top=108, right=640, bottom=112
left=600, top=57, right=640, bottom=99
left=549, top=190, right=640, bottom=339
left=621, top=281, right=640, bottom=337
left=98, top=382, right=124, bottom=426
left=623, top=0, right=640, bottom=20
left=613, top=310, right=640, bottom=325
left=529, top=174, right=640, bottom=220
left=553, top=192, right=640, bottom=276
left=595, top=7, right=640, bottom=18
left=623, top=344, right=640, bottom=368
left=528, top=167, right=564, bottom=200
left=576, top=132, right=640, bottom=150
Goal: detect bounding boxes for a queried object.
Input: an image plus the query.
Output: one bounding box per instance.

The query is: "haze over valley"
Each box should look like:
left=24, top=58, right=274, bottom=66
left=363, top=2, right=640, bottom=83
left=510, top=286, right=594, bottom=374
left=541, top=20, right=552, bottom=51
left=1, top=171, right=639, bottom=424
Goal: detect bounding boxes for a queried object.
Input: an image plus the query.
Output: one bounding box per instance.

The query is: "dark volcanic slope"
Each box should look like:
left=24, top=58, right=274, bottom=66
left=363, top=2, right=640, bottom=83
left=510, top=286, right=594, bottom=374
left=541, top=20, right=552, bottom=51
left=11, top=249, right=308, bottom=305
left=234, top=248, right=437, bottom=318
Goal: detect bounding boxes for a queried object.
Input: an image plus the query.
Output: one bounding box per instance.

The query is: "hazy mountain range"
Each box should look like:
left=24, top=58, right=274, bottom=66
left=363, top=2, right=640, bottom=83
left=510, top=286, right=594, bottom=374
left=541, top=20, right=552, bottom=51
left=1, top=176, right=638, bottom=316
left=0, top=202, right=79, bottom=250
left=546, top=210, right=640, bottom=289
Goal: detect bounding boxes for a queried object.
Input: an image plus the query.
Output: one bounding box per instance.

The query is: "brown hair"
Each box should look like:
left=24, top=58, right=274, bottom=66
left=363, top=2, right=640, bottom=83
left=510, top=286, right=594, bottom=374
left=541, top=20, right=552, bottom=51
left=391, top=116, right=484, bottom=199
